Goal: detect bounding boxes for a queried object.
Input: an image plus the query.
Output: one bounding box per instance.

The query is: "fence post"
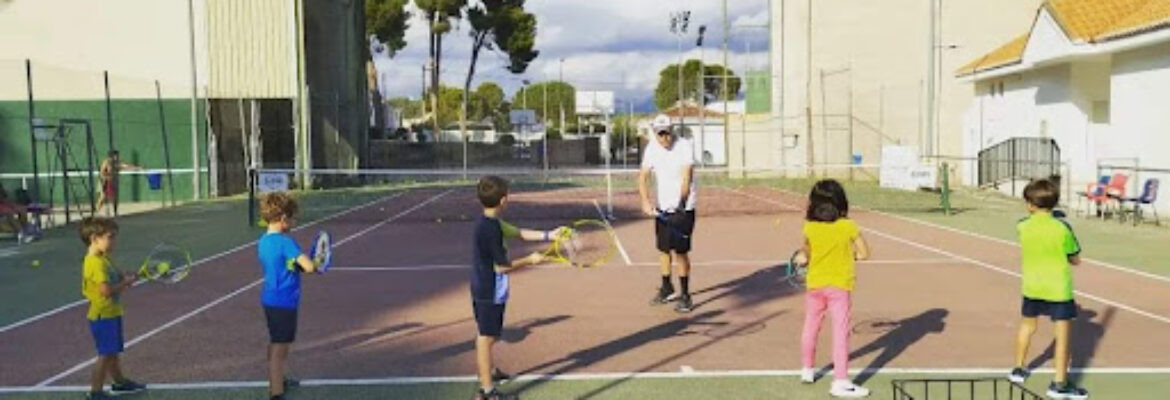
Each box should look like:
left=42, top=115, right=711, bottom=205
left=941, top=162, right=952, bottom=215
left=104, top=71, right=118, bottom=215
left=156, top=81, right=177, bottom=206
left=25, top=60, right=41, bottom=224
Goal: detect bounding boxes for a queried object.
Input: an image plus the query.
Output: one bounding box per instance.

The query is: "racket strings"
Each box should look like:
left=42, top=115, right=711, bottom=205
left=561, top=225, right=613, bottom=267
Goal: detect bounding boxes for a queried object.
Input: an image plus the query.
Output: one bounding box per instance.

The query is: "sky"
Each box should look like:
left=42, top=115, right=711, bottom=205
left=371, top=0, right=772, bottom=111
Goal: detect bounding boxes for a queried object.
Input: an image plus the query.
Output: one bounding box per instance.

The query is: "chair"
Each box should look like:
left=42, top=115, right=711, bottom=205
left=1120, top=179, right=1160, bottom=226
left=1077, top=175, right=1111, bottom=217
left=1102, top=173, right=1130, bottom=219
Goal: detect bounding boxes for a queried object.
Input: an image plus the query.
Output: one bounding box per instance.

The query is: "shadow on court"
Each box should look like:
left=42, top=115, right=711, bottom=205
left=1027, top=306, right=1116, bottom=385
left=815, top=308, right=949, bottom=385
left=398, top=315, right=573, bottom=365
left=690, top=264, right=798, bottom=312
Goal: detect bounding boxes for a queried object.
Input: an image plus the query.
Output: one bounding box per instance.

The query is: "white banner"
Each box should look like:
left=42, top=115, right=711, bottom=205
left=880, top=146, right=936, bottom=191
left=257, top=172, right=289, bottom=193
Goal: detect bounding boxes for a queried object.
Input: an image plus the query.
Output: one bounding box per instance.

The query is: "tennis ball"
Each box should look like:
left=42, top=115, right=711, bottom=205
left=435, top=218, right=443, bottom=223
left=30, top=259, right=41, bottom=268
left=156, top=262, right=171, bottom=274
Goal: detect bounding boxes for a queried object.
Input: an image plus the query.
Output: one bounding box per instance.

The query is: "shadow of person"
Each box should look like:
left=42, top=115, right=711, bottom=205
left=690, top=264, right=798, bottom=312
left=818, top=308, right=949, bottom=385
left=512, top=310, right=727, bottom=394
left=298, top=322, right=424, bottom=356
left=401, top=315, right=573, bottom=364
left=1026, top=306, right=1115, bottom=385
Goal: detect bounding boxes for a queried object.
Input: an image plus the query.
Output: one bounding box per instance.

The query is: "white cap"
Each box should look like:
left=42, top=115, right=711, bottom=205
left=650, top=114, right=673, bottom=134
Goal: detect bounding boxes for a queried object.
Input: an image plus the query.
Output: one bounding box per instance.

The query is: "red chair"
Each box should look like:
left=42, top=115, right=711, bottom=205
left=1102, top=173, right=1130, bottom=218
left=1077, top=175, right=1111, bottom=217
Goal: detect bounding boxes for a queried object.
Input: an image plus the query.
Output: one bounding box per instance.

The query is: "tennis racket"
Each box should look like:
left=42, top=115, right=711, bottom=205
left=782, top=250, right=808, bottom=289
left=544, top=220, right=617, bottom=268
left=137, top=243, right=193, bottom=284
left=655, top=209, right=691, bottom=239
left=309, top=230, right=332, bottom=274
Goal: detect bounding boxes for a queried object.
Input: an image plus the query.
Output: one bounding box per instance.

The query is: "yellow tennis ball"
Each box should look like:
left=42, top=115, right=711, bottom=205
left=30, top=260, right=41, bottom=268
left=156, top=262, right=171, bottom=274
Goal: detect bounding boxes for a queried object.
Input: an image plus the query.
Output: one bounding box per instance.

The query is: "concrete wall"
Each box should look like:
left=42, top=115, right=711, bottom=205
left=772, top=0, right=1043, bottom=168
left=1109, top=41, right=1170, bottom=210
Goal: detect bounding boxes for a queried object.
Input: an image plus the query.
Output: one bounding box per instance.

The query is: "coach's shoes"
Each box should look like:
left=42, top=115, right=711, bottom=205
left=674, top=294, right=694, bottom=313
left=1008, top=367, right=1030, bottom=383
left=475, top=387, right=519, bottom=400
left=1046, top=382, right=1089, bottom=400
left=829, top=380, right=870, bottom=398
left=109, top=379, right=146, bottom=394
left=800, top=368, right=816, bottom=384
left=650, top=287, right=677, bottom=305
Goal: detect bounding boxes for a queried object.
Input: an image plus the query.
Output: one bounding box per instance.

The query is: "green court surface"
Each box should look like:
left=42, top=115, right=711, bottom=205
left=3, top=372, right=1167, bottom=399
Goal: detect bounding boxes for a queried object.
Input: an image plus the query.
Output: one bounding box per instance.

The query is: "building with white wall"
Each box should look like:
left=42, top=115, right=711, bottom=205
left=957, top=0, right=1170, bottom=212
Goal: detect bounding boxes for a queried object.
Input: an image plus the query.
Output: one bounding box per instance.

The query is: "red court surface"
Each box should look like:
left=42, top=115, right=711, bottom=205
left=2, top=185, right=1169, bottom=391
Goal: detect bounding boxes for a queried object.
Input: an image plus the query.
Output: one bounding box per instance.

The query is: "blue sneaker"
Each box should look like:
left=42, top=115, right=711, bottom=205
left=109, top=379, right=146, bottom=394
left=1046, top=381, right=1088, bottom=399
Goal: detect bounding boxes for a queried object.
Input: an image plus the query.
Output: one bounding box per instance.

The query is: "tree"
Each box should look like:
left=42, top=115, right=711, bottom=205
left=366, top=0, right=411, bottom=56
left=415, top=0, right=467, bottom=133
left=387, top=97, right=423, bottom=119
left=471, top=82, right=505, bottom=122
left=514, top=81, right=574, bottom=129
left=462, top=0, right=539, bottom=137
left=653, top=59, right=742, bottom=110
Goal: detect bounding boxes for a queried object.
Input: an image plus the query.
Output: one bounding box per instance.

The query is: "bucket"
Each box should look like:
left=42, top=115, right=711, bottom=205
left=146, top=173, right=163, bottom=190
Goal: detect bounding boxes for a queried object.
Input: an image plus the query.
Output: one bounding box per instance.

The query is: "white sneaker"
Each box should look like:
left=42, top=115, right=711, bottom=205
left=800, top=368, right=816, bottom=384
left=830, top=380, right=870, bottom=398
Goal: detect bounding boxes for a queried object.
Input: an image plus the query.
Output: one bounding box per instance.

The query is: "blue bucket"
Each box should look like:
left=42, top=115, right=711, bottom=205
left=146, top=173, right=163, bottom=190
left=852, top=154, right=863, bottom=165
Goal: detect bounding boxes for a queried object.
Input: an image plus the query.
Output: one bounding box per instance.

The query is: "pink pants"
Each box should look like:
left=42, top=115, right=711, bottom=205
left=801, top=287, right=852, bottom=380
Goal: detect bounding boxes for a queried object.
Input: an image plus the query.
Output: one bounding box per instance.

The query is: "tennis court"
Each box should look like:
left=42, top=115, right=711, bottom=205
left=1, top=169, right=1169, bottom=399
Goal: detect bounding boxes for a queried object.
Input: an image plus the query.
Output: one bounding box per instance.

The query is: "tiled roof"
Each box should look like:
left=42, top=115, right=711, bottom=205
left=958, top=0, right=1170, bottom=76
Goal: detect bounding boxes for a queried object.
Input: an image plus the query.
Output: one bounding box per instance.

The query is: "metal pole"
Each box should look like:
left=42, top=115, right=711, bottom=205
left=848, top=68, right=855, bottom=181
left=926, top=0, right=937, bottom=159
left=722, top=0, right=730, bottom=170
left=155, top=81, right=173, bottom=205
left=187, top=0, right=200, bottom=200
left=25, top=60, right=41, bottom=222
left=805, top=0, right=814, bottom=176
left=84, top=123, right=97, bottom=214
left=543, top=82, right=549, bottom=172
left=103, top=71, right=120, bottom=214
left=698, top=42, right=706, bottom=167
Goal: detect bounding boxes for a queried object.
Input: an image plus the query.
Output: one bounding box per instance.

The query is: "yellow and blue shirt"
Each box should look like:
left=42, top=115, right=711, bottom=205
left=1017, top=212, right=1080, bottom=302
left=471, top=216, right=520, bottom=304
left=258, top=232, right=305, bottom=309
left=802, top=218, right=861, bottom=291
left=82, top=254, right=124, bottom=320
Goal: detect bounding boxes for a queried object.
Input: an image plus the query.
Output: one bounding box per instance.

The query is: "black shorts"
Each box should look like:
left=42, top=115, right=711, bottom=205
left=473, top=301, right=506, bottom=337
left=264, top=306, right=298, bottom=343
left=1021, top=297, right=1077, bottom=321
left=655, top=210, right=696, bottom=254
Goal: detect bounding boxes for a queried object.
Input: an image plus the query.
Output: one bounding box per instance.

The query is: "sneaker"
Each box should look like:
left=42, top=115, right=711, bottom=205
left=829, top=380, right=870, bottom=398
left=283, top=377, right=300, bottom=389
left=491, top=367, right=512, bottom=383
left=650, top=286, right=677, bottom=305
left=475, top=387, right=519, bottom=400
left=84, top=392, right=116, bottom=400
left=800, top=368, right=816, bottom=384
left=109, top=379, right=146, bottom=394
left=1008, top=367, right=1030, bottom=384
left=674, top=294, right=694, bottom=313
left=270, top=395, right=286, bottom=400
left=1046, top=382, right=1089, bottom=400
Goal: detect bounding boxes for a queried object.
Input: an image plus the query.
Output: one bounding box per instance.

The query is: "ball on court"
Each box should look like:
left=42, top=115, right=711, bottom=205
left=435, top=218, right=443, bottom=223
left=30, top=259, right=40, bottom=268
left=156, top=262, right=171, bottom=273
left=380, top=207, right=385, bottom=212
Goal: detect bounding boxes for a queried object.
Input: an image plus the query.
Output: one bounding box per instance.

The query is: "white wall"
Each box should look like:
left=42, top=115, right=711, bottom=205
left=0, top=0, right=208, bottom=100
left=1109, top=41, right=1170, bottom=210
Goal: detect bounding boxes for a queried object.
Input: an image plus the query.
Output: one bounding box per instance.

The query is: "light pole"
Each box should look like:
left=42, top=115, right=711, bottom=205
left=542, top=78, right=549, bottom=172
left=696, top=25, right=707, bottom=166
left=670, top=10, right=691, bottom=135
left=559, top=58, right=565, bottom=139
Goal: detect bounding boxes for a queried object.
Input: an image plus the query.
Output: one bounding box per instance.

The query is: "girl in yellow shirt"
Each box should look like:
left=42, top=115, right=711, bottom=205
left=797, top=179, right=871, bottom=398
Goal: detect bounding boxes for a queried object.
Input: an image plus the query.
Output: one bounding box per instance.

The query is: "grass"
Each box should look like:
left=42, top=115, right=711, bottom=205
left=4, top=372, right=1166, bottom=399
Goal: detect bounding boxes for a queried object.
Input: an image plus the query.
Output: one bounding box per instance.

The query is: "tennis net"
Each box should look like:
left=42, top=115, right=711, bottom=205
left=245, top=164, right=960, bottom=225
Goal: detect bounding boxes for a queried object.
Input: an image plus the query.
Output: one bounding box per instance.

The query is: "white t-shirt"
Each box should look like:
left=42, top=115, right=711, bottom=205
left=641, top=137, right=697, bottom=212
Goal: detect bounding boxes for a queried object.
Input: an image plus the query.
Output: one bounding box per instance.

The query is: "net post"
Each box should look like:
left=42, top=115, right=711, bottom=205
left=248, top=168, right=257, bottom=228
left=940, top=162, right=952, bottom=215
left=606, top=159, right=614, bottom=219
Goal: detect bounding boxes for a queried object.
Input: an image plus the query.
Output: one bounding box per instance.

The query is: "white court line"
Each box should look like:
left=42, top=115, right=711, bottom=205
left=0, top=191, right=410, bottom=335
left=35, top=189, right=454, bottom=387
left=629, top=258, right=965, bottom=267
left=754, top=185, right=1170, bottom=285
left=593, top=199, right=632, bottom=266
left=7, top=367, right=1170, bottom=393
left=728, top=188, right=1170, bottom=326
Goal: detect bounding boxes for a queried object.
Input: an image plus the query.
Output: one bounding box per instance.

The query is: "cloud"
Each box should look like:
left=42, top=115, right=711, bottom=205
left=375, top=0, right=770, bottom=109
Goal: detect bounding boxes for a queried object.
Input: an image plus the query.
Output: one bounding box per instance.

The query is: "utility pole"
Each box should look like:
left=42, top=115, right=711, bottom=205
left=926, top=0, right=937, bottom=159
left=722, top=0, right=730, bottom=168
left=805, top=0, right=814, bottom=176
left=671, top=10, right=691, bottom=135
left=697, top=25, right=707, bottom=166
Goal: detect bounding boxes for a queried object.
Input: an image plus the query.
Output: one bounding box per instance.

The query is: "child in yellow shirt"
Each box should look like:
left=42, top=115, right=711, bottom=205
left=797, top=180, right=871, bottom=398
left=80, top=217, right=146, bottom=400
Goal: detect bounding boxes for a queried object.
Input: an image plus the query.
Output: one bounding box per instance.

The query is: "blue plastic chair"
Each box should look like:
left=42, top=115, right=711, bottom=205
left=1122, top=178, right=1160, bottom=226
